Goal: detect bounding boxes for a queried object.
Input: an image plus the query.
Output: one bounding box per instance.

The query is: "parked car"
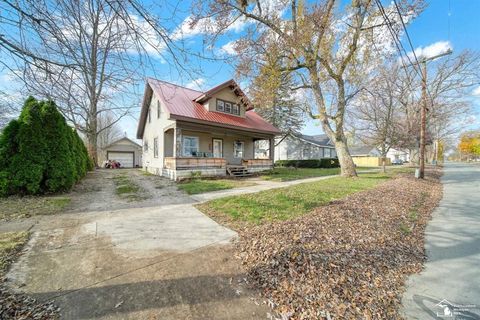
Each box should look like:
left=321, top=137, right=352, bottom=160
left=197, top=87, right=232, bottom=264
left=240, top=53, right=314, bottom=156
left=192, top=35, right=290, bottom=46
left=392, top=159, right=403, bottom=165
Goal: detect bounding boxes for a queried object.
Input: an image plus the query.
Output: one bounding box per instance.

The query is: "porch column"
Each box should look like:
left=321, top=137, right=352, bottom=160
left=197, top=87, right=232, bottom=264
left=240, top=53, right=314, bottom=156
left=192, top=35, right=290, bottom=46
left=173, top=127, right=182, bottom=157
left=269, top=137, right=275, bottom=163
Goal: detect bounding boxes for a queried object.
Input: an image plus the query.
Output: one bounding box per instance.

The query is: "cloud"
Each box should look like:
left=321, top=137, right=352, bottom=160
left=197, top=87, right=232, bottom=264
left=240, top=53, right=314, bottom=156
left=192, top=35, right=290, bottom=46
left=220, top=41, right=237, bottom=55
left=171, top=16, right=216, bottom=41
left=185, top=78, right=206, bottom=90
left=472, top=86, right=480, bottom=97
left=407, top=41, right=452, bottom=61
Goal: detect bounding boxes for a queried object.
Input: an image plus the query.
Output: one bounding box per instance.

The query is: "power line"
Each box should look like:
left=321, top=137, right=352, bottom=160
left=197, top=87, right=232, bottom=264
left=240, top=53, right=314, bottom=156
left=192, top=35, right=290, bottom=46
left=374, top=0, right=421, bottom=76
left=392, top=0, right=422, bottom=68
left=374, top=0, right=435, bottom=102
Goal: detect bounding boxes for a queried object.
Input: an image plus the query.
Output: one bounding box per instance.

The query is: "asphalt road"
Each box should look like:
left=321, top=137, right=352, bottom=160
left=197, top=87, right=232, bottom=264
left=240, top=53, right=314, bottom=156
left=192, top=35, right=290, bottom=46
left=402, top=162, right=480, bottom=319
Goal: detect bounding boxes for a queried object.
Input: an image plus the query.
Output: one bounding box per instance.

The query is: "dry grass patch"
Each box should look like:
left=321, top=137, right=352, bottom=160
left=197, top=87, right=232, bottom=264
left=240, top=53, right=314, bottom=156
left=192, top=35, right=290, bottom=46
left=0, top=196, right=70, bottom=222
left=0, top=232, right=29, bottom=274
left=112, top=174, right=148, bottom=201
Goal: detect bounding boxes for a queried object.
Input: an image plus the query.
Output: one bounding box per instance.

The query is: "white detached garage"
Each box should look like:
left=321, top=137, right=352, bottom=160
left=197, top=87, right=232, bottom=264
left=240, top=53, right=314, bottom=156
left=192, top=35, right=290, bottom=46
left=98, top=137, right=142, bottom=168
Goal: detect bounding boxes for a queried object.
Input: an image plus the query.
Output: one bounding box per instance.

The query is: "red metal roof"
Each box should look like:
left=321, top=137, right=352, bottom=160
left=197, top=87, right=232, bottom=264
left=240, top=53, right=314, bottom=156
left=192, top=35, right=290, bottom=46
left=137, top=78, right=280, bottom=138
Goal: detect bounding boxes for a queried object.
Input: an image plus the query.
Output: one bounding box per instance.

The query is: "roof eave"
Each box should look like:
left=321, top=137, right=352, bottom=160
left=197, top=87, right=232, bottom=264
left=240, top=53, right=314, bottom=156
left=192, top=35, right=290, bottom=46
left=136, top=81, right=153, bottom=139
left=171, top=114, right=281, bottom=136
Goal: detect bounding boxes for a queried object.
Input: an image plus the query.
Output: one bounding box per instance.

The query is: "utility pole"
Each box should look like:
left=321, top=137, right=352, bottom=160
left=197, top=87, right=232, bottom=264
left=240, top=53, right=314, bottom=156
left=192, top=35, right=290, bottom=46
left=405, top=49, right=452, bottom=179
left=419, top=60, right=427, bottom=178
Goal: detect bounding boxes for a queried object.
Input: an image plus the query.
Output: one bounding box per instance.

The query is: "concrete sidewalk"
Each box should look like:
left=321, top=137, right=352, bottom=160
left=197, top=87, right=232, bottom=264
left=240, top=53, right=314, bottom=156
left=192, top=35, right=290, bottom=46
left=402, top=162, right=480, bottom=319
left=191, top=168, right=382, bottom=202
left=190, top=174, right=339, bottom=202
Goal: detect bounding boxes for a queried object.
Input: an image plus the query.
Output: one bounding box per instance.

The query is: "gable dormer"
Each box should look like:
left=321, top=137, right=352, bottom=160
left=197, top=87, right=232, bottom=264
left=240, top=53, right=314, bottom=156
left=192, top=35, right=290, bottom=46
left=194, top=79, right=253, bottom=118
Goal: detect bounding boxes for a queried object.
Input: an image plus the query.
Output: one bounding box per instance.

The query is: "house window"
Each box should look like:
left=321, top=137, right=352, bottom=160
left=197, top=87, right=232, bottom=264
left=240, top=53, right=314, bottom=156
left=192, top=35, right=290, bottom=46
left=216, top=100, right=224, bottom=112
left=157, top=101, right=161, bottom=119
left=233, top=140, right=244, bottom=158
left=144, top=141, right=149, bottom=152
left=302, top=148, right=309, bottom=159
left=148, top=107, right=151, bottom=123
left=216, top=99, right=241, bottom=115
left=324, top=148, right=331, bottom=158
left=183, top=136, right=199, bottom=157
left=232, top=104, right=239, bottom=115
left=153, top=137, right=158, bottom=158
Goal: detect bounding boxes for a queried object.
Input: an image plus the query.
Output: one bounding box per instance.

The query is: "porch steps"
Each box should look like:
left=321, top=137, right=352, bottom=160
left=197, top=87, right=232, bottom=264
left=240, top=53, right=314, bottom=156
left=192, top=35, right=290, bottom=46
left=226, top=165, right=253, bottom=177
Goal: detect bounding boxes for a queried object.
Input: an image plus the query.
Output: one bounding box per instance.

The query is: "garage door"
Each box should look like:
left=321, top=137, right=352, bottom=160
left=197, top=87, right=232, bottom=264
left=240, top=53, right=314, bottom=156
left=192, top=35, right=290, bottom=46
left=108, top=152, right=134, bottom=168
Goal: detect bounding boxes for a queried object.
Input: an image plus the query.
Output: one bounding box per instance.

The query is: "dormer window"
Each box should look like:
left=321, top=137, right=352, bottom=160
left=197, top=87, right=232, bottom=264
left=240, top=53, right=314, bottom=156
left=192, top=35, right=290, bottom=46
left=216, top=98, right=240, bottom=116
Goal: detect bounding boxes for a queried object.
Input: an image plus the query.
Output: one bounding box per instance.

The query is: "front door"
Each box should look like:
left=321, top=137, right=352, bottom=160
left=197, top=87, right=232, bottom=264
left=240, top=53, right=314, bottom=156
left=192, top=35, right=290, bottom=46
left=213, top=139, right=223, bottom=158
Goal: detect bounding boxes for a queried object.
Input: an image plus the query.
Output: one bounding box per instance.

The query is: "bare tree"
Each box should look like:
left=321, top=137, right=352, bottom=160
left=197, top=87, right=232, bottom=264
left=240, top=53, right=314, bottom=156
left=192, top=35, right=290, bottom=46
left=425, top=51, right=480, bottom=161
left=193, top=0, right=424, bottom=177
left=97, top=112, right=123, bottom=149
left=0, top=0, right=197, bottom=165
left=350, top=50, right=479, bottom=165
left=350, top=63, right=402, bottom=171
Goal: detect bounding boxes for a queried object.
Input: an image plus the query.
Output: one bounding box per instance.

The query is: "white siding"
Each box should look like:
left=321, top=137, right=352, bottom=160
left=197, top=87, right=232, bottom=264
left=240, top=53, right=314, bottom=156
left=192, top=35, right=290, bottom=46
left=274, top=136, right=336, bottom=161
left=142, top=95, right=175, bottom=174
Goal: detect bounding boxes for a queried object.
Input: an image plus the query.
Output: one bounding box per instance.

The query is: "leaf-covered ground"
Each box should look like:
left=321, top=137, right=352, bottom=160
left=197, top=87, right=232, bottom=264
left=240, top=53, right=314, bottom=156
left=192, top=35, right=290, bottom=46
left=229, top=171, right=442, bottom=319
left=0, top=232, right=60, bottom=319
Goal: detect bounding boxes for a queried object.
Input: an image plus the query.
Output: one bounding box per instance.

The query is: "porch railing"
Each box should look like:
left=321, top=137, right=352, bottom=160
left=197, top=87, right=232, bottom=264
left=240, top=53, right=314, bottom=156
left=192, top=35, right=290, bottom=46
left=164, top=157, right=226, bottom=170
left=242, top=159, right=274, bottom=168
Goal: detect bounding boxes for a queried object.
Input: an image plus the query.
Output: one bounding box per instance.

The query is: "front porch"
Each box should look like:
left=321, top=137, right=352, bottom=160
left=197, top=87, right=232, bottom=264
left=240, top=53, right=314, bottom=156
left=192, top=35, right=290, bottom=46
left=161, top=122, right=275, bottom=180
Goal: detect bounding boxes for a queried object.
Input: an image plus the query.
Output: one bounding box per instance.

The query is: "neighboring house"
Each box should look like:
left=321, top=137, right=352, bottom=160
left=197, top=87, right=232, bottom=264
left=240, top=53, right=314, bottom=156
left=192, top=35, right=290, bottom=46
left=136, top=78, right=281, bottom=180
left=98, top=137, right=142, bottom=168
left=349, top=145, right=381, bottom=157
left=275, top=133, right=337, bottom=161
left=349, top=145, right=390, bottom=167
left=386, top=147, right=410, bottom=162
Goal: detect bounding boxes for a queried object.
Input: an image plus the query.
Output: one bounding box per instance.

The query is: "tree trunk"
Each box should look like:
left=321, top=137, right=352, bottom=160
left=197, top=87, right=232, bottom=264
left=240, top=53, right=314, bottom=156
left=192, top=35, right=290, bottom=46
left=87, top=115, right=98, bottom=166
left=87, top=131, right=98, bottom=167
left=335, top=140, right=357, bottom=177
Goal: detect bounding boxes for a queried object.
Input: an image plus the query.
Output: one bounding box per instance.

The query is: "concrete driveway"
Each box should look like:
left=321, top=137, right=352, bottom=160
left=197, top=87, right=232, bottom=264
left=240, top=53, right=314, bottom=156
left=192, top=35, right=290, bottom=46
left=402, top=162, right=480, bottom=319
left=5, top=170, right=268, bottom=319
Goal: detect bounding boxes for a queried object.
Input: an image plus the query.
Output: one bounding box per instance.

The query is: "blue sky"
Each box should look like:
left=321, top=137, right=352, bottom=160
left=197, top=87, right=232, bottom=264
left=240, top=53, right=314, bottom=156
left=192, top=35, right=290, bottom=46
left=138, top=0, right=480, bottom=138
left=1, top=0, right=479, bottom=140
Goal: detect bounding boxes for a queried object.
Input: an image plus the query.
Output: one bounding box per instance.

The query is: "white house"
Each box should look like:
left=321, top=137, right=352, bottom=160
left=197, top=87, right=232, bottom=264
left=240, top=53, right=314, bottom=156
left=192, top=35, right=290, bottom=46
left=275, top=133, right=337, bottom=161
left=386, top=147, right=410, bottom=162
left=136, top=78, right=281, bottom=180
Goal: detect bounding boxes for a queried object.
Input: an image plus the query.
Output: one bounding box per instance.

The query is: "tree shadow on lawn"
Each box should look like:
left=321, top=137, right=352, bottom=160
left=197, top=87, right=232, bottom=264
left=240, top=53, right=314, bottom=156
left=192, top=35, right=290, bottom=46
left=31, top=273, right=259, bottom=319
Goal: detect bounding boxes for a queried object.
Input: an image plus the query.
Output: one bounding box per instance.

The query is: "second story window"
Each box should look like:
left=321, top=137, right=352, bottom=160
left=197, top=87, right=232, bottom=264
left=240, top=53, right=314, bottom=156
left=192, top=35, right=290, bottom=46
left=148, top=107, right=151, bottom=123
left=157, top=101, right=161, bottom=119
left=216, top=99, right=240, bottom=116
left=153, top=137, right=158, bottom=158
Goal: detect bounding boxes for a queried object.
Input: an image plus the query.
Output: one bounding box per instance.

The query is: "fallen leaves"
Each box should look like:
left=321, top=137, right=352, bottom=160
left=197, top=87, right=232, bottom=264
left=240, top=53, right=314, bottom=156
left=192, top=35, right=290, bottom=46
left=0, top=280, right=59, bottom=319
left=234, top=171, right=443, bottom=319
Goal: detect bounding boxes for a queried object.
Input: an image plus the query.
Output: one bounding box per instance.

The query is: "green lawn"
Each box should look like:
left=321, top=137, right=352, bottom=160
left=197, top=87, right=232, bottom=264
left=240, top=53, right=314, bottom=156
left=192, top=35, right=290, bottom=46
left=0, top=231, right=30, bottom=273
left=178, top=179, right=256, bottom=195
left=0, top=196, right=70, bottom=221
left=197, top=173, right=389, bottom=225
left=260, top=167, right=340, bottom=181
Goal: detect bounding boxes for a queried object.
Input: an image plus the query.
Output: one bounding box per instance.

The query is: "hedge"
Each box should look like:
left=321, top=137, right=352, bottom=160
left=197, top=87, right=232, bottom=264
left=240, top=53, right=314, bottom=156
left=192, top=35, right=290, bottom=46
left=275, top=158, right=340, bottom=168
left=0, top=97, right=92, bottom=196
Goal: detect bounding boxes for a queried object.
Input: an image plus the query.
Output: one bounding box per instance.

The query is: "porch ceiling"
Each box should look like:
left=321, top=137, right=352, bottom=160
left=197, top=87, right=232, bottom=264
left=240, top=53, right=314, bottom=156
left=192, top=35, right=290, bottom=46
left=176, top=120, right=275, bottom=139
